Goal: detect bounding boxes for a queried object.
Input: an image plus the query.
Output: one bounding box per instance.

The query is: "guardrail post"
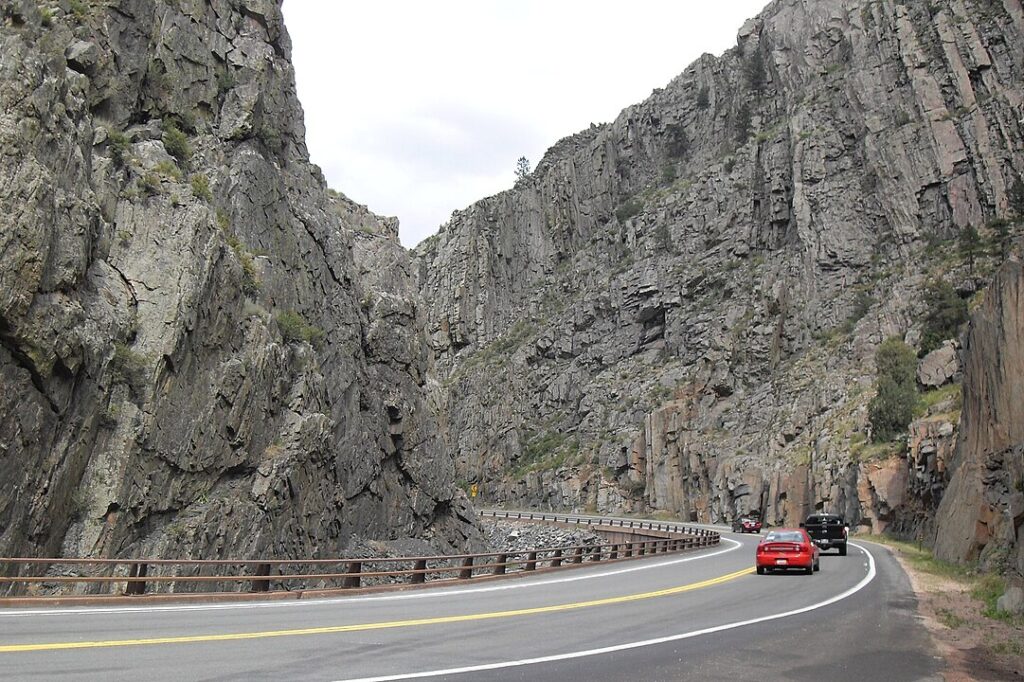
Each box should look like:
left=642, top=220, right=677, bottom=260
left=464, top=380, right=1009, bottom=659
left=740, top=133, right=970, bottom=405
left=494, top=554, right=507, bottom=575
left=525, top=551, right=537, bottom=571
left=251, top=563, right=271, bottom=592
left=592, top=546, right=602, bottom=562
left=551, top=549, right=563, bottom=568
left=125, top=562, right=147, bottom=595
left=459, top=557, right=474, bottom=580
left=343, top=561, right=361, bottom=588
left=411, top=559, right=427, bottom=584
left=572, top=547, right=584, bottom=564
left=609, top=544, right=619, bottom=560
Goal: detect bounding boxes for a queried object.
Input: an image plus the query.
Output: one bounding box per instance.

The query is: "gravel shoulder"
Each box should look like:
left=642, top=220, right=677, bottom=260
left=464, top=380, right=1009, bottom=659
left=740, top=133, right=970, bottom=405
left=860, top=538, right=1024, bottom=681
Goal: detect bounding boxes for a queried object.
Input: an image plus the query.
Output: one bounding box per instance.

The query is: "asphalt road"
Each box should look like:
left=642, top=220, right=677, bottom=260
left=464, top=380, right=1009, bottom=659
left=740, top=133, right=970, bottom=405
left=0, top=533, right=943, bottom=681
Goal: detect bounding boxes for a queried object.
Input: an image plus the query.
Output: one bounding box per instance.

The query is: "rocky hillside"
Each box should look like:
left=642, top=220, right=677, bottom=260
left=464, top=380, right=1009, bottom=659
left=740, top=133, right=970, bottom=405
left=0, top=0, right=479, bottom=576
left=415, top=0, right=1024, bottom=539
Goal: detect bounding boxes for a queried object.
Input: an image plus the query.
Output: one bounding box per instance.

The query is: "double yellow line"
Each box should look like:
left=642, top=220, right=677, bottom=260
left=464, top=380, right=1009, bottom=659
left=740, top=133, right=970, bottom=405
left=1, top=567, right=752, bottom=653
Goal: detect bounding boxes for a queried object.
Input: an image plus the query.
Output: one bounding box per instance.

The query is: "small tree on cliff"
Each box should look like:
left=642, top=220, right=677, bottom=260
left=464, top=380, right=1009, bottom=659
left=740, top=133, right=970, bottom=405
left=514, top=157, right=531, bottom=185
left=958, top=225, right=984, bottom=275
left=868, top=337, right=919, bottom=443
left=1009, top=176, right=1024, bottom=218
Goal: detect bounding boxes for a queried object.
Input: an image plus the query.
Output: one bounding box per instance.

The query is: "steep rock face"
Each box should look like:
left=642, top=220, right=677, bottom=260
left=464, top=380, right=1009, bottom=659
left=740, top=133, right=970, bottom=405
left=934, top=261, right=1024, bottom=572
left=416, top=0, right=1024, bottom=526
left=0, top=0, right=476, bottom=580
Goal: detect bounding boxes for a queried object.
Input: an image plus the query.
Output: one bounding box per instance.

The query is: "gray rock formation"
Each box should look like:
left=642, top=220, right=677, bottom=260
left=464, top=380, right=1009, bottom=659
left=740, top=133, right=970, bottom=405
left=917, top=342, right=960, bottom=388
left=415, top=0, right=1024, bottom=536
left=0, top=0, right=478, bottom=586
left=934, top=261, right=1024, bottom=573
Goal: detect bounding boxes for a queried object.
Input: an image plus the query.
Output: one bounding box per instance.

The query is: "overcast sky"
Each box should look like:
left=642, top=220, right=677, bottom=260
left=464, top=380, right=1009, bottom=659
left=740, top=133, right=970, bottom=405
left=282, top=2, right=768, bottom=248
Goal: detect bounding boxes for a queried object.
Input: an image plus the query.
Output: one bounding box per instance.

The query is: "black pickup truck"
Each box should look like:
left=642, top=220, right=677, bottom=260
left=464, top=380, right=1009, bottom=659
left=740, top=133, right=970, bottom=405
left=801, top=514, right=849, bottom=555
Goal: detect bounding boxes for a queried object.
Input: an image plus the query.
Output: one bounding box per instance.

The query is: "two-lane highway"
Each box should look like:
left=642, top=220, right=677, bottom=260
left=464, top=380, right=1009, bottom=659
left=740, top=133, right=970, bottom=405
left=0, top=532, right=942, bottom=680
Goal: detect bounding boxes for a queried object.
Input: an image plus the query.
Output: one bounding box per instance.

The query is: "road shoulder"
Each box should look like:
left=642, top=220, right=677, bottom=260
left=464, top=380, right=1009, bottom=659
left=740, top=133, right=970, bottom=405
left=860, top=539, right=1024, bottom=681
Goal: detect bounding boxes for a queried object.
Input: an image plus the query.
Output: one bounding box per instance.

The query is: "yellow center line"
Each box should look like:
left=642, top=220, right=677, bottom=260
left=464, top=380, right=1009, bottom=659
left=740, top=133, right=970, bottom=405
left=1, top=567, right=753, bottom=653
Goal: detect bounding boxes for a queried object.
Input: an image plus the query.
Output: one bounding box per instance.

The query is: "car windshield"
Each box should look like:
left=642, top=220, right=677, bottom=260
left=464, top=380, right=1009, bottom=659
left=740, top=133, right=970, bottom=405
left=765, top=531, right=803, bottom=542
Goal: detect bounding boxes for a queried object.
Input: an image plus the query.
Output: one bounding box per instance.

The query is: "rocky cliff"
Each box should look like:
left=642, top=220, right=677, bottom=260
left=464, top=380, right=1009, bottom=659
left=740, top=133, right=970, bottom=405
left=934, top=261, right=1023, bottom=572
left=416, top=0, right=1024, bottom=535
left=0, top=0, right=478, bottom=581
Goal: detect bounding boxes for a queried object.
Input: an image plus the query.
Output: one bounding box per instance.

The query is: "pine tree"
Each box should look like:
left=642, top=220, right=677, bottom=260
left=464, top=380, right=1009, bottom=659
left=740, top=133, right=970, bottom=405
left=514, top=157, right=531, bottom=184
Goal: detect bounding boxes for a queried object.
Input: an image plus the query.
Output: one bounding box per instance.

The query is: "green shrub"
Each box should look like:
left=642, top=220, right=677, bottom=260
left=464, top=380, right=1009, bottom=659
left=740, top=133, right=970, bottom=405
left=868, top=337, right=919, bottom=442
left=615, top=198, right=643, bottom=223
left=140, top=172, right=161, bottom=196
left=920, top=280, right=967, bottom=356
left=154, top=160, right=182, bottom=181
left=876, top=336, right=917, bottom=387
left=1009, top=177, right=1024, bottom=218
left=68, top=0, right=88, bottom=18
left=110, top=344, right=148, bottom=393
left=275, top=310, right=324, bottom=346
left=839, top=290, right=875, bottom=333
left=108, top=130, right=130, bottom=167
left=958, top=225, right=984, bottom=272
left=162, top=121, right=191, bottom=166
left=40, top=7, right=53, bottom=26
left=869, top=376, right=918, bottom=442
left=664, top=122, right=689, bottom=158
left=696, top=85, right=710, bottom=109
left=734, top=103, right=752, bottom=144
left=190, top=173, right=212, bottom=202
left=745, top=51, right=766, bottom=91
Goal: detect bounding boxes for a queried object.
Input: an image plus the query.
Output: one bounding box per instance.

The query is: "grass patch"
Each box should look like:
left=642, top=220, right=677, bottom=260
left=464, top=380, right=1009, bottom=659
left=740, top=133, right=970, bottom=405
left=162, top=120, right=191, bottom=167
left=991, top=640, right=1024, bottom=656
left=275, top=310, right=324, bottom=346
left=936, top=608, right=966, bottom=629
left=915, top=383, right=962, bottom=416
left=615, top=198, right=643, bottom=223
left=862, top=535, right=972, bottom=580
left=190, top=174, right=212, bottom=202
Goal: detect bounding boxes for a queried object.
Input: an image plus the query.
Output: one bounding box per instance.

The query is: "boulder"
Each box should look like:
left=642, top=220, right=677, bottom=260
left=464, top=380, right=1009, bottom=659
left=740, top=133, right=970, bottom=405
left=917, top=342, right=959, bottom=388
left=996, top=586, right=1023, bottom=616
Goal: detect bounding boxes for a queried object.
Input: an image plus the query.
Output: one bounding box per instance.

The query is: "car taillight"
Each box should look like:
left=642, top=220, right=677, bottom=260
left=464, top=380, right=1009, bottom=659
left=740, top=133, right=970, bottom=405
left=756, top=544, right=766, bottom=553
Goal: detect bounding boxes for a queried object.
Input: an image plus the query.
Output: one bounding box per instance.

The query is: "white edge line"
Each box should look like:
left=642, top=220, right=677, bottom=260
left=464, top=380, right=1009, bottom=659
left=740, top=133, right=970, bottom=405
left=0, top=539, right=742, bottom=618
left=331, top=542, right=877, bottom=682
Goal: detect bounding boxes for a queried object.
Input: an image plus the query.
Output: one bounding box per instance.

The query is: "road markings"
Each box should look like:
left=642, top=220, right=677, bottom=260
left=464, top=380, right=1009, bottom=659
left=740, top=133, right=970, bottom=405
left=0, top=539, right=742, bottom=618
left=332, top=543, right=878, bottom=682
left=0, top=566, right=752, bottom=653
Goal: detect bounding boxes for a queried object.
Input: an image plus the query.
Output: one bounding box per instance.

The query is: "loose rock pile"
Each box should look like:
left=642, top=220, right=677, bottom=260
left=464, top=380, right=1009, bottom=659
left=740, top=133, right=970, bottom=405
left=480, top=519, right=603, bottom=553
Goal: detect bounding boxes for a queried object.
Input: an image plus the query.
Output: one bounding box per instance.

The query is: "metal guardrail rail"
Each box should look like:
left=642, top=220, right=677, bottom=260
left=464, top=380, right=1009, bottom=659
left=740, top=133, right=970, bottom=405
left=0, top=511, right=719, bottom=602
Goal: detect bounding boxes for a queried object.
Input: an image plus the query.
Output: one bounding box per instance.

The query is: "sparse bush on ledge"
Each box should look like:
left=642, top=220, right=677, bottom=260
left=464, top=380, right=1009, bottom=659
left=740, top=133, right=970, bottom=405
left=275, top=310, right=324, bottom=346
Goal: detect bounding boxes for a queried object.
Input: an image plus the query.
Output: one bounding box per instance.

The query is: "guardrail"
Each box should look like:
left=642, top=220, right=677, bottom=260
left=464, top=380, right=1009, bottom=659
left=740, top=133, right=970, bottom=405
left=0, top=512, right=718, bottom=603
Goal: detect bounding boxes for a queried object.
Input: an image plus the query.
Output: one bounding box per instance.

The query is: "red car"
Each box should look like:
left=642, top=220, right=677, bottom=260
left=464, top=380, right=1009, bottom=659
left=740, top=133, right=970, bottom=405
left=755, top=528, right=820, bottom=575
left=732, top=516, right=762, bottom=533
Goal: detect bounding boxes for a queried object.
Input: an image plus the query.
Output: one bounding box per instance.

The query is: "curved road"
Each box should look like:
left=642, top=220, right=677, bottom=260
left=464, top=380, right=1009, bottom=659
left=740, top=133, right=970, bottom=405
left=0, top=532, right=942, bottom=681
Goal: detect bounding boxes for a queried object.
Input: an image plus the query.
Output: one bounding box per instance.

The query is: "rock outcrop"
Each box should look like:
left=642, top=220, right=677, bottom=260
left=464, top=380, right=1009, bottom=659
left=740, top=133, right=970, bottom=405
left=0, top=0, right=477, bottom=584
left=934, top=262, right=1024, bottom=573
left=415, top=0, right=1024, bottom=533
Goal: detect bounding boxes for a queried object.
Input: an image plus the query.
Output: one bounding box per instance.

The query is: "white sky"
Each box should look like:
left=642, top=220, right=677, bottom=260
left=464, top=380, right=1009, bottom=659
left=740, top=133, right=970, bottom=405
left=282, top=2, right=768, bottom=248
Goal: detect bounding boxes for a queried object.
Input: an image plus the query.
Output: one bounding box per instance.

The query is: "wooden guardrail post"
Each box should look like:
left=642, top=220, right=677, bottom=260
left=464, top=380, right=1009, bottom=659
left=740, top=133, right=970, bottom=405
left=411, top=559, right=427, bottom=584
left=459, top=556, right=474, bottom=580
left=343, top=561, right=361, bottom=588
left=251, top=563, right=271, bottom=592
left=572, top=547, right=584, bottom=564
left=551, top=549, right=563, bottom=567
left=494, top=554, right=507, bottom=575
left=525, top=551, right=537, bottom=571
left=125, top=562, right=147, bottom=595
